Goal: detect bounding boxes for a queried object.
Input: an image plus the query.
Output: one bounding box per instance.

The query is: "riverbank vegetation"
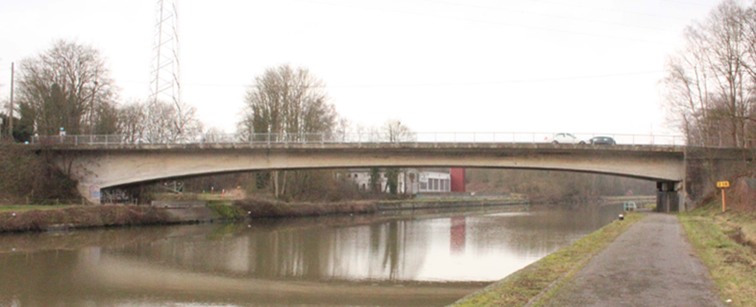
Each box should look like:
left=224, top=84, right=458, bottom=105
left=0, top=205, right=171, bottom=233
left=680, top=203, right=756, bottom=307
left=448, top=212, right=643, bottom=307
left=0, top=147, right=79, bottom=204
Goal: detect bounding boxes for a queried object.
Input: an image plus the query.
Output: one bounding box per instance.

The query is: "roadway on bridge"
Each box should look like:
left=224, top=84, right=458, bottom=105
left=542, top=213, right=724, bottom=307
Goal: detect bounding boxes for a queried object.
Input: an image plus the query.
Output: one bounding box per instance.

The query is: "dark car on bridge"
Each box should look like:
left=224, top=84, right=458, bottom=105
left=589, top=136, right=616, bottom=145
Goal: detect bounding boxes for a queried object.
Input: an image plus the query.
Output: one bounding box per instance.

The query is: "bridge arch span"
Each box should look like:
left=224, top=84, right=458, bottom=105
left=53, top=143, right=686, bottom=203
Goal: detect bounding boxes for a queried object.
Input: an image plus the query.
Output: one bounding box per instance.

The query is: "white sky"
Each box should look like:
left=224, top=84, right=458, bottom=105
left=0, top=0, right=723, bottom=135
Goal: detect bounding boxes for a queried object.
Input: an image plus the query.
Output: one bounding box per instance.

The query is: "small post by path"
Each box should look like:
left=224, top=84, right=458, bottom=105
left=716, top=181, right=730, bottom=212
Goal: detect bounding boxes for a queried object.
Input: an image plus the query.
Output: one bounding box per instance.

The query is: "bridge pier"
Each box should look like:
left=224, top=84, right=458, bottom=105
left=656, top=181, right=682, bottom=213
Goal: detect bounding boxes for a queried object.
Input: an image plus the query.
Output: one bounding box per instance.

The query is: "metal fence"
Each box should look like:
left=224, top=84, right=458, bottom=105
left=29, top=132, right=686, bottom=147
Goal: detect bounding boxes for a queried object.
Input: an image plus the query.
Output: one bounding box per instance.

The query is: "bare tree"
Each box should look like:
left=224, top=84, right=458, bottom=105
left=201, top=127, right=226, bottom=143
left=116, top=100, right=147, bottom=143
left=115, top=99, right=202, bottom=144
left=239, top=64, right=336, bottom=138
left=382, top=119, right=415, bottom=142
left=144, top=99, right=202, bottom=143
left=381, top=119, right=414, bottom=194
left=17, top=40, right=118, bottom=136
left=663, top=0, right=756, bottom=148
left=238, top=64, right=338, bottom=197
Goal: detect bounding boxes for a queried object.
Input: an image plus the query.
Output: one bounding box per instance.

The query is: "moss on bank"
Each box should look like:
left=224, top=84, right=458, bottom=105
left=680, top=204, right=756, bottom=307
left=206, top=201, right=247, bottom=219
left=448, top=212, right=644, bottom=307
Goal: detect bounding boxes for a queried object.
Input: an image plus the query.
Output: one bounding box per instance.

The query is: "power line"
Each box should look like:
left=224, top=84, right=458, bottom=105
left=120, top=70, right=663, bottom=89
left=526, top=0, right=695, bottom=22
left=655, top=0, right=714, bottom=8
left=290, top=0, right=672, bottom=45
left=418, top=0, right=675, bottom=32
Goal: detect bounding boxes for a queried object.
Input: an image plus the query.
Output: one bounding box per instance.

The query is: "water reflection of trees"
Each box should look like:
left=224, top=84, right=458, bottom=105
left=106, top=218, right=431, bottom=282
left=464, top=206, right=621, bottom=257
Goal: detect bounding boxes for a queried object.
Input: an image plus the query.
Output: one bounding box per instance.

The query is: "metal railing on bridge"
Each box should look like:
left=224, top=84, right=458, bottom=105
left=29, top=132, right=685, bottom=147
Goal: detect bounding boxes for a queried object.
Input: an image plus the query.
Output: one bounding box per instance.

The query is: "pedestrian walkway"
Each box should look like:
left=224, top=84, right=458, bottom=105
left=542, top=214, right=724, bottom=307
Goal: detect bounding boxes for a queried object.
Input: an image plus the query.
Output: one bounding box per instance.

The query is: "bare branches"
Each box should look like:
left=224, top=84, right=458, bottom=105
left=663, top=0, right=756, bottom=148
left=115, top=99, right=202, bottom=144
left=239, top=64, right=336, bottom=139
left=382, top=119, right=415, bottom=142
left=17, top=40, right=118, bottom=136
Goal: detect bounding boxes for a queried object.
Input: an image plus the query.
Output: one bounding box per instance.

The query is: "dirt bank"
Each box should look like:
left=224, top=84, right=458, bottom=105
left=0, top=205, right=223, bottom=233
left=0, top=197, right=528, bottom=233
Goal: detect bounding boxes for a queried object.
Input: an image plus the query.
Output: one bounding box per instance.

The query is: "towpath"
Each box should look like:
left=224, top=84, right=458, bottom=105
left=541, top=213, right=725, bottom=307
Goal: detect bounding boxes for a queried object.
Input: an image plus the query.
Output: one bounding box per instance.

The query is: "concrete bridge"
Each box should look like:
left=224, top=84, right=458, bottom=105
left=30, top=133, right=753, bottom=211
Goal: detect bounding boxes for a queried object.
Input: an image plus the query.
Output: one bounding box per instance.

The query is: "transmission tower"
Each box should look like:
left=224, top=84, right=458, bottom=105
left=150, top=0, right=181, bottom=109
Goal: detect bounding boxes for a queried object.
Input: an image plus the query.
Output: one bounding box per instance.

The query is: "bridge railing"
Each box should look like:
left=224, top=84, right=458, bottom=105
left=30, top=132, right=686, bottom=147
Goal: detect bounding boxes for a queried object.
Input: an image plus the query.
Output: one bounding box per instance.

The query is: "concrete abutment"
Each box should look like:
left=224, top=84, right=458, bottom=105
left=656, top=181, right=682, bottom=213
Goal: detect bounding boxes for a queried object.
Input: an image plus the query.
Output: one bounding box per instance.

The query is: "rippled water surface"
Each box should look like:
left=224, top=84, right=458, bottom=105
left=0, top=205, right=623, bottom=307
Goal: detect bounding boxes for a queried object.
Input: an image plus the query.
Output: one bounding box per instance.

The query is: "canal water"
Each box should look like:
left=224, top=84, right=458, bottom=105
left=0, top=205, right=623, bottom=307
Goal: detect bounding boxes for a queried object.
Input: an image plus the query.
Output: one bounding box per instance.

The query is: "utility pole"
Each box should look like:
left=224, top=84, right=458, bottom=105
left=8, top=62, right=13, bottom=141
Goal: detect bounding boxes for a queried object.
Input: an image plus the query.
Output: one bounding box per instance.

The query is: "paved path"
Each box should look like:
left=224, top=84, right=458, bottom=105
left=542, top=213, right=724, bottom=307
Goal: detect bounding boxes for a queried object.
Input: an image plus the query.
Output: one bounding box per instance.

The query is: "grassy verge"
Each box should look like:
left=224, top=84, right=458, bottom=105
left=0, top=205, right=75, bottom=212
left=448, top=212, right=644, bottom=307
left=679, top=203, right=756, bottom=307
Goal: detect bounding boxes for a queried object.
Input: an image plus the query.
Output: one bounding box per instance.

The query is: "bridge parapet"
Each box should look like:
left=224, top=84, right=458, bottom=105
left=31, top=132, right=686, bottom=147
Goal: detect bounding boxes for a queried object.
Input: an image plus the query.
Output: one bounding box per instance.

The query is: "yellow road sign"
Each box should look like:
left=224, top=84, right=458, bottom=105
left=717, top=181, right=730, bottom=188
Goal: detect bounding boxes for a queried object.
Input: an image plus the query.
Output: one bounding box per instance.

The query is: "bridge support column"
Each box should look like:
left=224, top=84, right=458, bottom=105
left=656, top=181, right=682, bottom=213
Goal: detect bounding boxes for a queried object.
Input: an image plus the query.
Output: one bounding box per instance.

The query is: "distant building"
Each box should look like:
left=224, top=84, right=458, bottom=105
left=347, top=168, right=452, bottom=194
left=450, top=168, right=466, bottom=192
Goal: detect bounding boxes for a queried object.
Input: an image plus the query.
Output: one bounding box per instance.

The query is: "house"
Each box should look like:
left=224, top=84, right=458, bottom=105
left=346, top=168, right=459, bottom=194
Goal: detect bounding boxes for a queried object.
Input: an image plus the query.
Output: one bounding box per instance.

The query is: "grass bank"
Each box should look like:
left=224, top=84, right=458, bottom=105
left=0, top=205, right=75, bottom=212
left=448, top=212, right=644, bottom=307
left=679, top=203, right=756, bottom=307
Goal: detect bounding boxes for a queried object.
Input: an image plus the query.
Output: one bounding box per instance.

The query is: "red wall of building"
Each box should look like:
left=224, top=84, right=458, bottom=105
left=450, top=168, right=466, bottom=192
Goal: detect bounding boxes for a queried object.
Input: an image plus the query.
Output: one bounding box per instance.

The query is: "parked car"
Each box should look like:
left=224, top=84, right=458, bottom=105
left=589, top=136, right=616, bottom=145
left=548, top=133, right=586, bottom=145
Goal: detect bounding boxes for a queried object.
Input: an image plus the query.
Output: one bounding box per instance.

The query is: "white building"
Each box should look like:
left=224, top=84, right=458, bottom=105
left=347, top=168, right=451, bottom=194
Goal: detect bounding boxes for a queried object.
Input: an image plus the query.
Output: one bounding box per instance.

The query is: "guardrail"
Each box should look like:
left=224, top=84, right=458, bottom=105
left=29, top=132, right=686, bottom=147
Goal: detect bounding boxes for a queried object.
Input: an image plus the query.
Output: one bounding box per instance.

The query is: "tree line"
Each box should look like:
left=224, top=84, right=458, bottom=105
left=663, top=0, right=756, bottom=148
left=0, top=40, right=415, bottom=202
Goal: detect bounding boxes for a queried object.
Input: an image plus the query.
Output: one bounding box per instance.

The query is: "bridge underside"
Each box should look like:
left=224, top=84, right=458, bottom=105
left=50, top=143, right=687, bottom=205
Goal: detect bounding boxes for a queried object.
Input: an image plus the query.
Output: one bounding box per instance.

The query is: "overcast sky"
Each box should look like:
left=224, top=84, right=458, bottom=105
left=0, top=0, right=724, bottom=135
